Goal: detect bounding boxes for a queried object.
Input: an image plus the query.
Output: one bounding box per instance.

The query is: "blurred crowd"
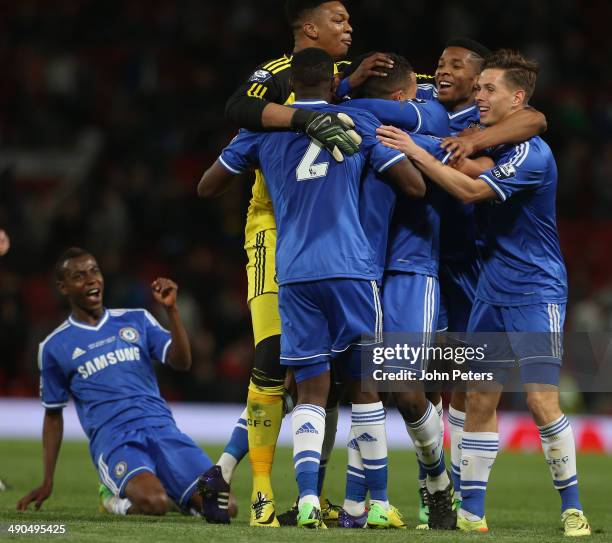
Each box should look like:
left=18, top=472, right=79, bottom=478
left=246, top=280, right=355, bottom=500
left=0, top=0, right=611, bottom=408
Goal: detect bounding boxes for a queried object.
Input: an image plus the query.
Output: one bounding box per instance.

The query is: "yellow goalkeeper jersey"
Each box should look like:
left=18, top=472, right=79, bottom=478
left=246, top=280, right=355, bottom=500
left=230, top=54, right=350, bottom=240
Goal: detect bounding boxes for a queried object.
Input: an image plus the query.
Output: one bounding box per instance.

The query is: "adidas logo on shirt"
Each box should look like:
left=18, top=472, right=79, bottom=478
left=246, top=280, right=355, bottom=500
left=347, top=438, right=359, bottom=450
left=356, top=432, right=377, bottom=442
left=72, top=347, right=86, bottom=360
left=296, top=422, right=318, bottom=435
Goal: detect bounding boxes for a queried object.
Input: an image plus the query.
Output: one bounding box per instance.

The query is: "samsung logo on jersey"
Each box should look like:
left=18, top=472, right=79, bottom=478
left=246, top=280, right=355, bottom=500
left=77, top=347, right=141, bottom=379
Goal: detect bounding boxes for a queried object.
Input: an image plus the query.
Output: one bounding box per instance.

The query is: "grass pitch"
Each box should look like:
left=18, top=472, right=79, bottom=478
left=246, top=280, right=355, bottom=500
left=0, top=440, right=609, bottom=542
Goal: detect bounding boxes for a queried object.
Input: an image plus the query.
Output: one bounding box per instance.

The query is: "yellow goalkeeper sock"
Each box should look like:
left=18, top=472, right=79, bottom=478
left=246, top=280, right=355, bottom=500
left=247, top=381, right=284, bottom=501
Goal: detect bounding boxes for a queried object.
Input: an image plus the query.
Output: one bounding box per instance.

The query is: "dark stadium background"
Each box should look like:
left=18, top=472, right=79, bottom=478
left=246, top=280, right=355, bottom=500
left=0, top=0, right=610, bottom=412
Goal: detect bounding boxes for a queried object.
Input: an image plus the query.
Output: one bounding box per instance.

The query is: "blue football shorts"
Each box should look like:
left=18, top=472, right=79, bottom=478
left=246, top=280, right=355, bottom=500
left=381, top=271, right=439, bottom=376
left=437, top=258, right=480, bottom=335
left=96, top=423, right=212, bottom=509
left=279, top=278, right=382, bottom=382
left=467, top=299, right=566, bottom=385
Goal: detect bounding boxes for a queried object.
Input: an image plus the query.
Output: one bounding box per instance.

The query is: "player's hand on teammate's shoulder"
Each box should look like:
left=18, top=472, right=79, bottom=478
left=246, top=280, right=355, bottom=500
left=376, top=124, right=419, bottom=155
left=292, top=109, right=362, bottom=162
left=0, top=229, right=10, bottom=256
left=457, top=126, right=481, bottom=138
left=151, top=277, right=178, bottom=308
left=441, top=131, right=478, bottom=163
left=16, top=483, right=52, bottom=511
left=348, top=52, right=395, bottom=89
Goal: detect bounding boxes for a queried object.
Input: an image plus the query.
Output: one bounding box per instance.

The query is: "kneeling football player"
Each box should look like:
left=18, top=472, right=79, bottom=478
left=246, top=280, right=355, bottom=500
left=17, top=248, right=234, bottom=518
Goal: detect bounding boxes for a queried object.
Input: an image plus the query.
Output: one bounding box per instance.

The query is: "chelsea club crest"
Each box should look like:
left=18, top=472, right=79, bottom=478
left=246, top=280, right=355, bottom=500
left=119, top=327, right=139, bottom=343
left=114, top=461, right=127, bottom=478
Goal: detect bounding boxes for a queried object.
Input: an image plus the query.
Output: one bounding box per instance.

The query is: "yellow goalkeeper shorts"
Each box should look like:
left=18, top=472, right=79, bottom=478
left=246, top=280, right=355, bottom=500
left=246, top=229, right=281, bottom=345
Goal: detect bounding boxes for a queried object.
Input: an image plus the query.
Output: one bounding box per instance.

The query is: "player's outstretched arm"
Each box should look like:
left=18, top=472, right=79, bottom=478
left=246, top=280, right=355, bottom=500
left=197, top=161, right=237, bottom=199
left=452, top=156, right=496, bottom=178
left=16, top=410, right=63, bottom=511
left=383, top=156, right=426, bottom=198
left=151, top=278, right=191, bottom=371
left=225, top=79, right=361, bottom=161
left=377, top=125, right=495, bottom=204
left=441, top=107, right=547, bottom=161
left=225, top=81, right=292, bottom=130
left=259, top=102, right=299, bottom=129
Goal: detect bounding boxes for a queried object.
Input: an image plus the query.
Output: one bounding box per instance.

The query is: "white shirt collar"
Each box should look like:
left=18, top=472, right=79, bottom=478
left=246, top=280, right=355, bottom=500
left=69, top=309, right=109, bottom=331
left=448, top=104, right=477, bottom=119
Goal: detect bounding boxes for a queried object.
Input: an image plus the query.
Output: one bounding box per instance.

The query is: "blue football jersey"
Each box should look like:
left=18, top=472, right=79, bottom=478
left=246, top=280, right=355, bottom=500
left=476, top=137, right=567, bottom=305
left=437, top=102, right=482, bottom=263
left=345, top=98, right=450, bottom=137
left=385, top=134, right=451, bottom=277
left=340, top=97, right=447, bottom=279
left=417, top=83, right=482, bottom=263
left=358, top=164, right=396, bottom=280
left=416, top=83, right=438, bottom=101
left=219, top=100, right=406, bottom=285
left=39, top=309, right=174, bottom=456
left=416, top=83, right=480, bottom=135
left=446, top=104, right=480, bottom=136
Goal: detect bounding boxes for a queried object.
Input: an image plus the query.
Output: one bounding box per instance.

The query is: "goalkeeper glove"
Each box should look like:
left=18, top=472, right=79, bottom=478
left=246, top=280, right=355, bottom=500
left=291, top=109, right=362, bottom=162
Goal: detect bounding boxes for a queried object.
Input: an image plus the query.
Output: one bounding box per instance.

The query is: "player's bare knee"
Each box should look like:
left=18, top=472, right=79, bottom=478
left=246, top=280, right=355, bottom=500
left=526, top=391, right=561, bottom=425
left=394, top=392, right=428, bottom=423
left=466, top=390, right=496, bottom=421
left=348, top=379, right=378, bottom=405
left=297, top=372, right=330, bottom=407
left=450, top=390, right=467, bottom=412
left=426, top=390, right=442, bottom=405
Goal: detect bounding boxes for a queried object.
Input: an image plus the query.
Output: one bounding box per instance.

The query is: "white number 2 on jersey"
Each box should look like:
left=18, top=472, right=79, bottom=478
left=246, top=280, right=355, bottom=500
left=296, top=141, right=329, bottom=181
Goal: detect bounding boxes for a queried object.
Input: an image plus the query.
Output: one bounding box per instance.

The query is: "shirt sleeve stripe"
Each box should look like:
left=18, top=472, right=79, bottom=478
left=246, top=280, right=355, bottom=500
left=508, top=142, right=530, bottom=167
left=218, top=156, right=243, bottom=175
left=407, top=101, right=422, bottom=133
left=37, top=323, right=70, bottom=371
left=143, top=309, right=161, bottom=328
left=246, top=83, right=259, bottom=97
left=378, top=152, right=406, bottom=172
left=161, top=338, right=173, bottom=364
left=271, top=62, right=291, bottom=74
left=144, top=310, right=170, bottom=333
left=263, top=56, right=288, bottom=71
left=514, top=141, right=530, bottom=167
left=42, top=401, right=67, bottom=409
left=479, top=174, right=507, bottom=202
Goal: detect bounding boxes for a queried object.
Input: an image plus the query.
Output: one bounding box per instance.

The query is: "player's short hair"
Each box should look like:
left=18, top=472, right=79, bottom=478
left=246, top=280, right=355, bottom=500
left=445, top=37, right=491, bottom=72
left=285, top=0, right=346, bottom=28
left=55, top=247, right=91, bottom=280
left=347, top=52, right=413, bottom=99
left=483, top=49, right=539, bottom=101
left=292, top=47, right=334, bottom=87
